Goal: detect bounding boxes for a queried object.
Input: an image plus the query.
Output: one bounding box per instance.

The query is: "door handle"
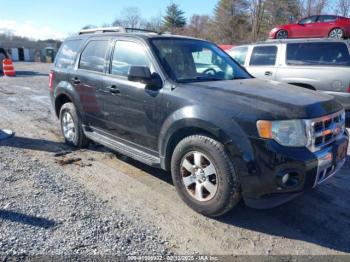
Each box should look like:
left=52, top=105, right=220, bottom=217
left=71, top=77, right=81, bottom=85
left=265, top=71, right=273, bottom=76
left=107, top=85, right=120, bottom=95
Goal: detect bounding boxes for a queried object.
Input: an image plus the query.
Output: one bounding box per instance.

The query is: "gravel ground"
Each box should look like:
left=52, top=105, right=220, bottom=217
left=1, top=63, right=350, bottom=257
left=0, top=146, right=169, bottom=256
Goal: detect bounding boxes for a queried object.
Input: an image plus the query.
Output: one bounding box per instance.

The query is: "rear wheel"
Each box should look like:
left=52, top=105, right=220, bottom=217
left=276, top=30, right=288, bottom=39
left=171, top=135, right=241, bottom=217
left=59, top=102, right=89, bottom=148
left=329, top=28, right=344, bottom=39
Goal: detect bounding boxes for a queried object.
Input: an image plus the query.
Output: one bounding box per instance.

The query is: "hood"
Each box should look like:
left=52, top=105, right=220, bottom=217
left=182, top=78, right=342, bottom=120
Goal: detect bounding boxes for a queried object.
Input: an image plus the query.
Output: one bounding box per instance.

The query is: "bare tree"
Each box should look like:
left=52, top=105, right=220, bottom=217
left=250, top=0, right=265, bottom=41
left=112, top=7, right=143, bottom=29
left=301, top=0, right=328, bottom=16
left=336, top=0, right=350, bottom=16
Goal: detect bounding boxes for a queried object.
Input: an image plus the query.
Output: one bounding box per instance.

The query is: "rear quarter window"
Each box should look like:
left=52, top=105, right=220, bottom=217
left=55, top=40, right=82, bottom=69
left=286, top=42, right=350, bottom=66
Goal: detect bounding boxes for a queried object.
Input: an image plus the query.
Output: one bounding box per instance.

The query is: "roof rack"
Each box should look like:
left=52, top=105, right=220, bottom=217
left=78, top=27, right=160, bottom=35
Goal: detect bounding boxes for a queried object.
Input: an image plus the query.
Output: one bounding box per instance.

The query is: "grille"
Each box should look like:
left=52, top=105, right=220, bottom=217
left=308, top=110, right=345, bottom=152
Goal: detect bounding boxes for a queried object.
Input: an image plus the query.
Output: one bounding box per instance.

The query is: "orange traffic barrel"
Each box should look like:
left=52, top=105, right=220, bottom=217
left=2, top=59, right=16, bottom=77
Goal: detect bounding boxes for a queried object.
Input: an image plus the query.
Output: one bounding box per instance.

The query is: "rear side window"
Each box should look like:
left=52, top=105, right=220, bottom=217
left=79, top=40, right=109, bottom=72
left=111, top=41, right=149, bottom=77
left=318, top=15, right=337, bottom=22
left=229, top=46, right=248, bottom=65
left=55, top=40, right=82, bottom=69
left=286, top=42, right=350, bottom=66
left=250, top=46, right=277, bottom=66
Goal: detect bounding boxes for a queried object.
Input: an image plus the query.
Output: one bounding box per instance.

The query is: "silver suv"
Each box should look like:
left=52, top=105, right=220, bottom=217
left=228, top=38, right=350, bottom=125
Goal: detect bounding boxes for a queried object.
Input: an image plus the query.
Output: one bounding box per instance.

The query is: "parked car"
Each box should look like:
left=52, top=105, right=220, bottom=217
left=50, top=28, right=348, bottom=217
left=228, top=38, right=350, bottom=126
left=269, top=15, right=350, bottom=39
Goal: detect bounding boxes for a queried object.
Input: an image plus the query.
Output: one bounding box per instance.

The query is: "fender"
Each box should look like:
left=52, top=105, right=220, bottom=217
left=53, top=81, right=86, bottom=121
left=158, top=105, right=257, bottom=175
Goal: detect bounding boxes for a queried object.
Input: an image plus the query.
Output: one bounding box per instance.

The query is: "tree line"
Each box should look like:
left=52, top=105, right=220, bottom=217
left=83, top=0, right=350, bottom=44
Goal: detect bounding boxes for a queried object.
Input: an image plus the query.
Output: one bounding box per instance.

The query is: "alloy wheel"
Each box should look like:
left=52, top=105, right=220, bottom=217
left=180, top=151, right=218, bottom=202
left=276, top=30, right=288, bottom=39
left=329, top=28, right=344, bottom=39
left=62, top=111, right=76, bottom=143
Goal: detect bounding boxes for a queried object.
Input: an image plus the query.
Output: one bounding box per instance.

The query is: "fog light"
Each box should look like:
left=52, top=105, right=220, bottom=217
left=276, top=170, right=301, bottom=188
left=282, top=173, right=290, bottom=185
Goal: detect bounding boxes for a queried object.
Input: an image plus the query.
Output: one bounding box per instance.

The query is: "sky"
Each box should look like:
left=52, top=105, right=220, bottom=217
left=0, top=0, right=218, bottom=40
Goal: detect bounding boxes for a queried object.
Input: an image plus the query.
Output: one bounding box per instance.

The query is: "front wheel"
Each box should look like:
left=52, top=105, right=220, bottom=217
left=276, top=30, right=288, bottom=39
left=59, top=102, right=89, bottom=148
left=329, top=28, right=344, bottom=39
left=171, top=135, right=241, bottom=217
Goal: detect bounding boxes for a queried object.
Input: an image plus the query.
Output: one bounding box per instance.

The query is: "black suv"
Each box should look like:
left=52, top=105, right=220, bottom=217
left=50, top=27, right=349, bottom=217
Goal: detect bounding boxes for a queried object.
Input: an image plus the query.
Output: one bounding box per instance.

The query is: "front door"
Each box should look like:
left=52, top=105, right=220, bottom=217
left=246, top=45, right=278, bottom=80
left=100, top=39, right=164, bottom=152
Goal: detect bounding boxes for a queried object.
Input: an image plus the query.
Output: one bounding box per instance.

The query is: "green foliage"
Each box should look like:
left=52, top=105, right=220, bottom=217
left=163, top=3, right=187, bottom=31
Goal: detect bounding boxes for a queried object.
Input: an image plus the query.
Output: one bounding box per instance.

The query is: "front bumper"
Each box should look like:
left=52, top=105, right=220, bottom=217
left=242, top=131, right=348, bottom=209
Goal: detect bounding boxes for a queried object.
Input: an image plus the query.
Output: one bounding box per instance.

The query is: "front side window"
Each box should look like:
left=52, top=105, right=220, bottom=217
left=55, top=40, right=82, bottom=69
left=228, top=46, right=248, bottom=65
left=286, top=42, right=350, bottom=66
left=111, top=41, right=150, bottom=77
left=79, top=40, right=109, bottom=72
left=249, top=46, right=277, bottom=66
left=151, top=39, right=250, bottom=82
left=299, top=16, right=318, bottom=24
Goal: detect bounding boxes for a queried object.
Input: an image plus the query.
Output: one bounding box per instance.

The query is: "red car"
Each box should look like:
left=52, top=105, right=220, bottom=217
left=269, top=15, right=350, bottom=39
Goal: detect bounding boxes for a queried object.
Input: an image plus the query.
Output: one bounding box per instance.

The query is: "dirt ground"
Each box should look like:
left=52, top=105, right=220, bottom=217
left=1, top=62, right=350, bottom=256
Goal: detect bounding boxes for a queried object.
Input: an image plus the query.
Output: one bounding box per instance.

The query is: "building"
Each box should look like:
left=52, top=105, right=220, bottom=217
left=0, top=38, right=59, bottom=62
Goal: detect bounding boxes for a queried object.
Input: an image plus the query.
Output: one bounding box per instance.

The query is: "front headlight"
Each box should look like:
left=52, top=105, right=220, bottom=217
left=257, top=119, right=311, bottom=147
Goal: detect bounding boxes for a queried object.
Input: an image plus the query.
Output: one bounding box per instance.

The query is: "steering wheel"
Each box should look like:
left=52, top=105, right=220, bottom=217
left=202, top=68, right=217, bottom=75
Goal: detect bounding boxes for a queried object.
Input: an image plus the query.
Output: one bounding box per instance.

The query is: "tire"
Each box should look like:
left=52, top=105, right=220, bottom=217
left=171, top=135, right=241, bottom=217
left=59, top=102, right=89, bottom=148
left=329, top=28, right=344, bottom=39
left=276, top=30, right=288, bottom=39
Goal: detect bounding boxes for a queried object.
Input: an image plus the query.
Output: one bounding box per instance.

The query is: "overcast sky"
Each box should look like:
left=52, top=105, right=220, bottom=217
left=0, top=0, right=217, bottom=40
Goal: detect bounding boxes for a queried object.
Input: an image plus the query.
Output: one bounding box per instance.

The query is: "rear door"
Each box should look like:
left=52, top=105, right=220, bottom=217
left=313, top=15, right=338, bottom=37
left=70, top=38, right=111, bottom=129
left=245, top=45, right=278, bottom=80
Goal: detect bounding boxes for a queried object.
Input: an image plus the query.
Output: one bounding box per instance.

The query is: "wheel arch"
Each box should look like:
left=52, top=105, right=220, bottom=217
left=54, top=93, right=73, bottom=118
left=159, top=107, right=255, bottom=172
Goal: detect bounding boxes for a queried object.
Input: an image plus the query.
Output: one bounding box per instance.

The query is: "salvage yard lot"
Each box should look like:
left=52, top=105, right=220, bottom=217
left=1, top=62, right=350, bottom=256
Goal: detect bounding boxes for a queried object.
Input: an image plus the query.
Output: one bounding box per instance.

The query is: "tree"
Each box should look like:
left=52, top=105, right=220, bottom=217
left=336, top=0, right=350, bottom=16
left=300, top=0, right=328, bottom=16
left=144, top=13, right=163, bottom=32
left=186, top=15, right=211, bottom=39
left=211, top=0, right=250, bottom=44
left=112, top=7, right=143, bottom=29
left=163, top=3, right=186, bottom=32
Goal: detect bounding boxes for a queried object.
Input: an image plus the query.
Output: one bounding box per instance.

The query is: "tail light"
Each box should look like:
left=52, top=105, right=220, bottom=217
left=49, top=70, right=54, bottom=90
left=348, top=84, right=350, bottom=93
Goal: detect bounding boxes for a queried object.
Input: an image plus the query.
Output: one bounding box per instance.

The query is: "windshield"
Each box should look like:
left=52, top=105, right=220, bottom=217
left=150, top=38, right=251, bottom=83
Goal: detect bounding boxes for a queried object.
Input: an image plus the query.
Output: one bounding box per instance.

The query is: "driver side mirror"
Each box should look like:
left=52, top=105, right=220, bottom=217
left=128, top=66, right=162, bottom=90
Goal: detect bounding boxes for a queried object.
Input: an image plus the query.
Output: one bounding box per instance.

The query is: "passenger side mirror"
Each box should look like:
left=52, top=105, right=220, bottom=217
left=128, top=66, right=162, bottom=90
left=128, top=66, right=152, bottom=83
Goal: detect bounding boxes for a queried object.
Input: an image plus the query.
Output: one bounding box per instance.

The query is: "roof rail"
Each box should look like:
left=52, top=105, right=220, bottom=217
left=78, top=27, right=160, bottom=35
left=79, top=27, right=126, bottom=35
